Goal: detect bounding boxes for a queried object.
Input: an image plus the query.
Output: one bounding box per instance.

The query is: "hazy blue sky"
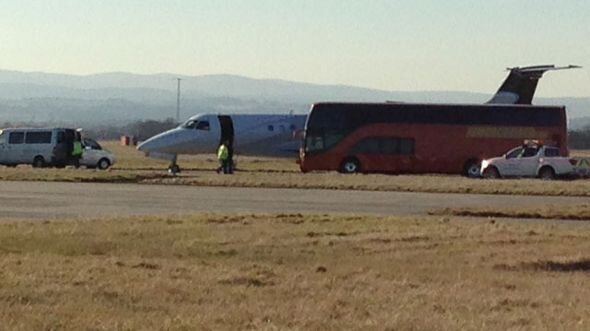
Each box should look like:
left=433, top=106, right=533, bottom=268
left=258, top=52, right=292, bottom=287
left=2, top=0, right=589, bottom=96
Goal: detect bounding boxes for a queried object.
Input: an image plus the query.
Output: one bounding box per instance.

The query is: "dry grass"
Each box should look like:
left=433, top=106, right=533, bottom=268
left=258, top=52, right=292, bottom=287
left=431, top=203, right=590, bottom=221
left=2, top=213, right=590, bottom=330
left=1, top=142, right=590, bottom=197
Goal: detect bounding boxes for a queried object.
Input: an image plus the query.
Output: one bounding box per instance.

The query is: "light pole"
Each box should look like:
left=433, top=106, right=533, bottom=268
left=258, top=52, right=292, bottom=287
left=176, top=78, right=182, bottom=123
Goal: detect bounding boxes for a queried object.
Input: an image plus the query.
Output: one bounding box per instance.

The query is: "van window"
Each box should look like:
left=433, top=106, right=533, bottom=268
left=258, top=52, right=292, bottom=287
left=25, top=131, right=52, bottom=144
left=9, top=132, right=24, bottom=144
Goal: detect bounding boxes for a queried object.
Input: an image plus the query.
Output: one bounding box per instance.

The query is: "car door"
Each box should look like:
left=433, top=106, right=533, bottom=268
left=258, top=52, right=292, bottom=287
left=515, top=147, right=540, bottom=176
left=496, top=147, right=523, bottom=177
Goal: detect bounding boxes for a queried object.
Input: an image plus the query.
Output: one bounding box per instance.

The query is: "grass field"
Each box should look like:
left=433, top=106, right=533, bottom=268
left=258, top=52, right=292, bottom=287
left=1, top=213, right=590, bottom=330
left=431, top=203, right=590, bottom=221
left=1, top=141, right=589, bottom=197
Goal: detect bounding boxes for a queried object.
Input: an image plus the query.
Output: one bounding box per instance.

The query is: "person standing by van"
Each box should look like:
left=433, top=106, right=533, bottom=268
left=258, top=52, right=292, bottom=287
left=72, top=131, right=83, bottom=168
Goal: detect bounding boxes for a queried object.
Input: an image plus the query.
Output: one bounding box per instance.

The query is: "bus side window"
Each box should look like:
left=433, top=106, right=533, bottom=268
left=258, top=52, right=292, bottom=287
left=399, top=138, right=415, bottom=155
left=8, top=132, right=24, bottom=144
left=382, top=138, right=400, bottom=154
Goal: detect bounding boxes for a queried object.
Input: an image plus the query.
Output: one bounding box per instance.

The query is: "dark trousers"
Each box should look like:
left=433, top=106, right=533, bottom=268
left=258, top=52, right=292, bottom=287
left=218, top=159, right=231, bottom=174
left=73, top=156, right=81, bottom=168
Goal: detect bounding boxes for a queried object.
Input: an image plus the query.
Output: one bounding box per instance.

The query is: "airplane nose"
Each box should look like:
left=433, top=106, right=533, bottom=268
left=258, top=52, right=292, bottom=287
left=137, top=135, right=164, bottom=153
left=136, top=139, right=152, bottom=152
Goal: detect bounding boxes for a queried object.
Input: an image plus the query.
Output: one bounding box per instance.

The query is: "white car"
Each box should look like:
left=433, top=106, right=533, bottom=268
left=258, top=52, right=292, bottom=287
left=81, top=138, right=115, bottom=170
left=480, top=144, right=575, bottom=179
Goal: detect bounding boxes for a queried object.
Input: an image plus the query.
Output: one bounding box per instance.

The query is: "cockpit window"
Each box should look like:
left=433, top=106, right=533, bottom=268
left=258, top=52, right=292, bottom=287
left=195, top=121, right=210, bottom=131
left=182, top=120, right=197, bottom=129
left=183, top=120, right=210, bottom=131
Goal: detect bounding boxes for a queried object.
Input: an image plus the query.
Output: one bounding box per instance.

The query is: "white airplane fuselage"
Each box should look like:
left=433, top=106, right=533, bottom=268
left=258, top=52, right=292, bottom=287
left=137, top=113, right=307, bottom=162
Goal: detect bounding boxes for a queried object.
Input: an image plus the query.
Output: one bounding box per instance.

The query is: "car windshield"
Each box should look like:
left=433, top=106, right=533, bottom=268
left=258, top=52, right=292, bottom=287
left=83, top=138, right=102, bottom=150
left=506, top=148, right=523, bottom=159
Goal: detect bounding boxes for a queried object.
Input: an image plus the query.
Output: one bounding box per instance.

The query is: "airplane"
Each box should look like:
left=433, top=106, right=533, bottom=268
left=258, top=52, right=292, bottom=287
left=137, top=64, right=580, bottom=174
left=137, top=112, right=307, bottom=174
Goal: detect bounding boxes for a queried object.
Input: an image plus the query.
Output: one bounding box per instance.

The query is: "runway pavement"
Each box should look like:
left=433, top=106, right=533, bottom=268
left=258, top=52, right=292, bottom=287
left=0, top=181, right=587, bottom=220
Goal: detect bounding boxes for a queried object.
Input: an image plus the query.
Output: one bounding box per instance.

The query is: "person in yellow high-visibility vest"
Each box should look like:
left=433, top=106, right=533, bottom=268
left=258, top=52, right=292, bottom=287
left=217, top=141, right=230, bottom=174
left=72, top=131, right=83, bottom=168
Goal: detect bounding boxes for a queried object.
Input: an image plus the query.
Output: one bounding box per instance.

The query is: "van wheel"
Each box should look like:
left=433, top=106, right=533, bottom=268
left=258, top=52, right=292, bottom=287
left=463, top=159, right=481, bottom=178
left=32, top=156, right=46, bottom=168
left=97, top=158, right=111, bottom=170
left=339, top=157, right=361, bottom=174
left=539, top=167, right=555, bottom=180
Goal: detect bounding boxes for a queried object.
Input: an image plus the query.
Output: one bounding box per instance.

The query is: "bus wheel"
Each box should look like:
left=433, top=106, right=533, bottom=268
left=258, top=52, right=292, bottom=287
left=539, top=166, right=555, bottom=180
left=463, top=159, right=481, bottom=178
left=32, top=156, right=46, bottom=168
left=339, top=158, right=361, bottom=174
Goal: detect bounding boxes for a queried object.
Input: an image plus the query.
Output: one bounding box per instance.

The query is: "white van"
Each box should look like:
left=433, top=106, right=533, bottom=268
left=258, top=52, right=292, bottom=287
left=0, top=128, right=72, bottom=167
left=0, top=128, right=94, bottom=168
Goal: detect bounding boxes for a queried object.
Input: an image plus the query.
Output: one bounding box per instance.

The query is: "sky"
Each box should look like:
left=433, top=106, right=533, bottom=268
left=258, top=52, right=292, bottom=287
left=1, top=0, right=589, bottom=97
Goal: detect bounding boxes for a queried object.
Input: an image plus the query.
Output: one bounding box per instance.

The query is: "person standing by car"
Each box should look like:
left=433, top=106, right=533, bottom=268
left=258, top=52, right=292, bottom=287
left=72, top=131, right=83, bottom=168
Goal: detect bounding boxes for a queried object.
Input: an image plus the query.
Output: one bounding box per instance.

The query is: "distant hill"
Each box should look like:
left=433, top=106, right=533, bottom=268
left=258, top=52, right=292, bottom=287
left=0, top=70, right=588, bottom=128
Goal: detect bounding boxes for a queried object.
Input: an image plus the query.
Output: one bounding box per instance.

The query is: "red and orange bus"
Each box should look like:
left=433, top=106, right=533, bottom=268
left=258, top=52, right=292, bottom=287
left=299, top=102, right=568, bottom=176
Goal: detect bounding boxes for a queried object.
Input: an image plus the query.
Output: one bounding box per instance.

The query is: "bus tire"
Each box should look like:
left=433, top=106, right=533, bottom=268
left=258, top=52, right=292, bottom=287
left=463, top=159, right=481, bottom=178
left=538, top=166, right=555, bottom=180
left=32, top=156, right=46, bottom=168
left=482, top=166, right=500, bottom=179
left=339, top=157, right=361, bottom=174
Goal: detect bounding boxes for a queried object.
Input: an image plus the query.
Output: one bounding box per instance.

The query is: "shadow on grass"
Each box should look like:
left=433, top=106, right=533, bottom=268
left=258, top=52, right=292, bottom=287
left=495, top=258, right=590, bottom=272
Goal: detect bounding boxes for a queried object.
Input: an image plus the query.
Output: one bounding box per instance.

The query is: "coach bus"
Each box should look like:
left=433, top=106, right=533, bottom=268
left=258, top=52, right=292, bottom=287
left=299, top=102, right=568, bottom=177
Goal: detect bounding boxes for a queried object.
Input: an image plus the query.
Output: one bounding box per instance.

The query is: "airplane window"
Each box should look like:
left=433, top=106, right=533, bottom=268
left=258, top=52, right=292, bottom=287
left=195, top=121, right=210, bottom=131
left=268, top=125, right=274, bottom=132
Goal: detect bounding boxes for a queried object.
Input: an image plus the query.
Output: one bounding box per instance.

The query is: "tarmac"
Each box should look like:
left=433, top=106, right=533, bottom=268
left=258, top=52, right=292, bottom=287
left=0, top=181, right=587, bottom=221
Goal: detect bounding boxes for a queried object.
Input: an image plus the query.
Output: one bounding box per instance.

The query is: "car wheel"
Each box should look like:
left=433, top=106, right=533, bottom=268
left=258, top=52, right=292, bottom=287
left=539, top=167, right=555, bottom=180
left=482, top=166, right=500, bottom=179
left=97, top=158, right=111, bottom=170
left=463, top=160, right=481, bottom=178
left=32, top=156, right=45, bottom=168
left=339, top=157, right=361, bottom=174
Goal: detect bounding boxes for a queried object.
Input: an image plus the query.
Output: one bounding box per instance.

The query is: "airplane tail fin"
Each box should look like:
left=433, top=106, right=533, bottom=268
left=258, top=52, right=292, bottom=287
left=487, top=64, right=581, bottom=105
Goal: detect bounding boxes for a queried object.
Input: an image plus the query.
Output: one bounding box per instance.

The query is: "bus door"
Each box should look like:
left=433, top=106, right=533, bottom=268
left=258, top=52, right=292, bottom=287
left=218, top=115, right=235, bottom=157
